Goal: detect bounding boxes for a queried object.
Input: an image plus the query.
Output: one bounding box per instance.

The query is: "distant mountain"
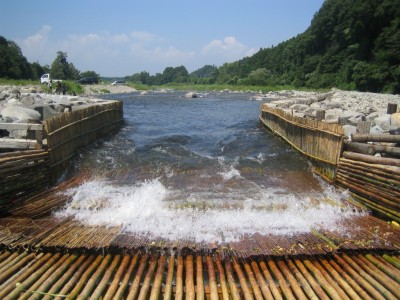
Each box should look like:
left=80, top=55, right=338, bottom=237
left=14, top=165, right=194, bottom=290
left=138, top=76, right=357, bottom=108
left=215, top=0, right=400, bottom=93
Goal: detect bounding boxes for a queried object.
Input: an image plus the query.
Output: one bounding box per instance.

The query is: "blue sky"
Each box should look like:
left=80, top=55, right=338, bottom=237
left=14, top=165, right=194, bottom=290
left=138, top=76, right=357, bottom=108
left=2, top=0, right=324, bottom=77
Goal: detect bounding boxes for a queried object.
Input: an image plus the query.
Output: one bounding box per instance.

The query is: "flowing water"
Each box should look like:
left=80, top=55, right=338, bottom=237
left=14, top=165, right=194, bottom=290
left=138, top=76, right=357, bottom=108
left=56, top=91, right=364, bottom=243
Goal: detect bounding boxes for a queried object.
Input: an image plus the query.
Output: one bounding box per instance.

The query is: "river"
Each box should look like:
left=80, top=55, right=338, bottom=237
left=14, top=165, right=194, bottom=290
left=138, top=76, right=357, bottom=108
left=56, top=91, right=363, bottom=243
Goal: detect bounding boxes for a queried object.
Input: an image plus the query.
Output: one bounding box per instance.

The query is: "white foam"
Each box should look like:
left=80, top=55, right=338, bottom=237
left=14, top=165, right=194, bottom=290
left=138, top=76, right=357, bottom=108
left=56, top=178, right=366, bottom=243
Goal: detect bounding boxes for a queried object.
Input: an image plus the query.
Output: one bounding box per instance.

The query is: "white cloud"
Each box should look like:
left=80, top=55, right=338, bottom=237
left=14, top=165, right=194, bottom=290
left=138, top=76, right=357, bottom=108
left=202, top=36, right=247, bottom=57
left=17, top=27, right=256, bottom=75
left=23, top=25, right=51, bottom=47
left=131, top=31, right=159, bottom=43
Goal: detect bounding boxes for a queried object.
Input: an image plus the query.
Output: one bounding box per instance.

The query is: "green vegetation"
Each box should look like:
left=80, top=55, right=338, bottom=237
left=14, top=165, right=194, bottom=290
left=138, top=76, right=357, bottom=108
left=213, top=0, right=400, bottom=93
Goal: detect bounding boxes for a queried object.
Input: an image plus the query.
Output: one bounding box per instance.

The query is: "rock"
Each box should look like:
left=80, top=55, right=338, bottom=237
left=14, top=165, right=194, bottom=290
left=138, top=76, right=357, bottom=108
left=34, top=105, right=60, bottom=120
left=343, top=125, right=357, bottom=138
left=185, top=92, right=197, bottom=98
left=1, top=105, right=41, bottom=122
left=370, top=125, right=384, bottom=134
left=374, top=114, right=391, bottom=131
left=140, top=91, right=148, bottom=95
left=20, top=95, right=36, bottom=106
left=289, top=104, right=309, bottom=111
left=7, top=98, right=20, bottom=105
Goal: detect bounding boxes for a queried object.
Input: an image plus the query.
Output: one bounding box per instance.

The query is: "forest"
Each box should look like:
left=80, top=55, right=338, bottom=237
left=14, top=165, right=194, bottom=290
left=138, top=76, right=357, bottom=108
left=1, top=0, right=399, bottom=93
left=213, top=0, right=400, bottom=93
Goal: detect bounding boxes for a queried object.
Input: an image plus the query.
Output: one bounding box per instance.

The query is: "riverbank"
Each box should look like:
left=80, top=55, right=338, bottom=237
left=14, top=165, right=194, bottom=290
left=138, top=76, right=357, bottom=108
left=260, top=89, right=400, bottom=137
left=1, top=83, right=399, bottom=138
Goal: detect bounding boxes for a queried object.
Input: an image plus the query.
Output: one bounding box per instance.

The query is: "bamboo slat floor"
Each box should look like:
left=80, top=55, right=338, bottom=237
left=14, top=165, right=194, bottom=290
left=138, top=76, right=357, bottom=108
left=0, top=171, right=399, bottom=299
left=0, top=250, right=398, bottom=299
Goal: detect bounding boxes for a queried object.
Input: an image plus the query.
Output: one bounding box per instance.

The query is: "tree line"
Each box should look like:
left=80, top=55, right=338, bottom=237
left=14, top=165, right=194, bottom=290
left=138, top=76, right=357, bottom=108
left=0, top=37, right=99, bottom=82
left=213, top=0, right=400, bottom=93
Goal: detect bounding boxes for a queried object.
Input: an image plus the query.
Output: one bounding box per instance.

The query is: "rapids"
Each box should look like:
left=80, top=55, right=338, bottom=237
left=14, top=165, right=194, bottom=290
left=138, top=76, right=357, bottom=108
left=56, top=91, right=365, bottom=243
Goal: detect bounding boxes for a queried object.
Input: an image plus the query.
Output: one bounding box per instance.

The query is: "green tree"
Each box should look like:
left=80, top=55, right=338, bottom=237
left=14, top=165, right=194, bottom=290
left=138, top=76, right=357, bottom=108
left=0, top=36, right=33, bottom=79
left=50, top=51, right=79, bottom=80
left=80, top=70, right=99, bottom=80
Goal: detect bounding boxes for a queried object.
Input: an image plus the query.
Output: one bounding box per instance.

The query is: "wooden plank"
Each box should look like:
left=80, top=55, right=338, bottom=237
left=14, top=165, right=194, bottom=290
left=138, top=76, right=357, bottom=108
left=0, top=138, right=38, bottom=149
left=0, top=123, right=44, bottom=131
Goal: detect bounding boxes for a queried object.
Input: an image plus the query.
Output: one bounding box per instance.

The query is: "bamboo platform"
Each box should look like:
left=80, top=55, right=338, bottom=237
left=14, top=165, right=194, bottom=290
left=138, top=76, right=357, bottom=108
left=0, top=249, right=398, bottom=299
left=0, top=185, right=399, bottom=299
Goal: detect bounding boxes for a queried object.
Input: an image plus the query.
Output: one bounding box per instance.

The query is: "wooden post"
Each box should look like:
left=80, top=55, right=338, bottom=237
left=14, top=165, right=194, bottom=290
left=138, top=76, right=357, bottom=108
left=387, top=103, right=398, bottom=114
left=356, top=121, right=371, bottom=134
left=316, top=110, right=325, bottom=121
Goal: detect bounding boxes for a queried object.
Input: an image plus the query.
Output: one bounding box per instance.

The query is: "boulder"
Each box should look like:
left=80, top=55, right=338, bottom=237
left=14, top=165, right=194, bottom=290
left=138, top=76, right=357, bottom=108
left=20, top=95, right=36, bottom=106
left=374, top=114, right=391, bottom=131
left=140, top=91, right=148, bottom=95
left=343, top=125, right=357, bottom=138
left=370, top=125, right=384, bottom=134
left=1, top=105, right=41, bottom=122
left=185, top=92, right=197, bottom=98
left=289, top=104, right=309, bottom=111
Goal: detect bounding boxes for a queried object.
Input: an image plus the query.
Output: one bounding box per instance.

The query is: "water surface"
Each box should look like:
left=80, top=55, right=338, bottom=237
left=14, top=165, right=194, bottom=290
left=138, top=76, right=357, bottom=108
left=57, top=91, right=362, bottom=243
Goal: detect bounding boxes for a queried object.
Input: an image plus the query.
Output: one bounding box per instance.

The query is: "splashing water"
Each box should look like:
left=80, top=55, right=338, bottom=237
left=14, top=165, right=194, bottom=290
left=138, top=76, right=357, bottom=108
left=57, top=92, right=366, bottom=243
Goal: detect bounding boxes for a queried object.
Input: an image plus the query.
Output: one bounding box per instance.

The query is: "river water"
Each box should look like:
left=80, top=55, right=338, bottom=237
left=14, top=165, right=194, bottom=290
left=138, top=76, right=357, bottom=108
left=57, top=91, right=363, bottom=243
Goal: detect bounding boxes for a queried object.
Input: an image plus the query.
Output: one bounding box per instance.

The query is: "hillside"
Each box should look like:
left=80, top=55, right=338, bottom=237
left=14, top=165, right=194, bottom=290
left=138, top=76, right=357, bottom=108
left=215, top=0, right=400, bottom=93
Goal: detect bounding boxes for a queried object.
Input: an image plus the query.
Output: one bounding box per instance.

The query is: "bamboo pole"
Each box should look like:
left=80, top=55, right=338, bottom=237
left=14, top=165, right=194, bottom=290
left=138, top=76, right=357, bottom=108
left=205, top=256, right=218, bottom=300
left=268, top=258, right=296, bottom=300
left=302, top=258, right=345, bottom=299
left=112, top=254, right=139, bottom=300
left=0, top=252, right=33, bottom=284
left=224, top=259, right=241, bottom=300
left=26, top=254, right=77, bottom=300
left=243, top=260, right=263, bottom=300
left=292, top=258, right=329, bottom=300
left=175, top=255, right=184, bottom=300
left=344, top=140, right=400, bottom=157
left=250, top=260, right=274, bottom=300
left=215, top=256, right=230, bottom=300
left=352, top=254, right=400, bottom=297
left=89, top=255, right=121, bottom=300
left=258, top=260, right=283, bottom=300
left=42, top=255, right=87, bottom=300
left=126, top=254, right=148, bottom=300
left=383, top=254, right=400, bottom=269
left=276, top=259, right=308, bottom=300
left=53, top=255, right=98, bottom=300
left=285, top=258, right=320, bottom=300
left=343, top=151, right=400, bottom=167
left=366, top=254, right=400, bottom=283
left=196, top=255, right=205, bottom=300
left=5, top=253, right=61, bottom=300
left=163, top=255, right=175, bottom=300
left=333, top=254, right=387, bottom=300
left=185, top=255, right=195, bottom=300
left=0, top=253, right=46, bottom=299
left=316, top=257, right=360, bottom=300
left=103, top=254, right=131, bottom=300
left=340, top=157, right=400, bottom=176
left=149, top=255, right=166, bottom=300
left=351, top=134, right=400, bottom=143
left=232, top=258, right=254, bottom=300
left=76, top=254, right=112, bottom=300
left=137, top=255, right=157, bottom=300
left=336, top=173, right=400, bottom=212
left=327, top=256, right=370, bottom=299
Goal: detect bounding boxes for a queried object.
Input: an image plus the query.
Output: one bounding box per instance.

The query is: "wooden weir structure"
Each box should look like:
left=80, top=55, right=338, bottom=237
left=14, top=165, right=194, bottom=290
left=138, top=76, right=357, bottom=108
left=0, top=100, right=398, bottom=298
